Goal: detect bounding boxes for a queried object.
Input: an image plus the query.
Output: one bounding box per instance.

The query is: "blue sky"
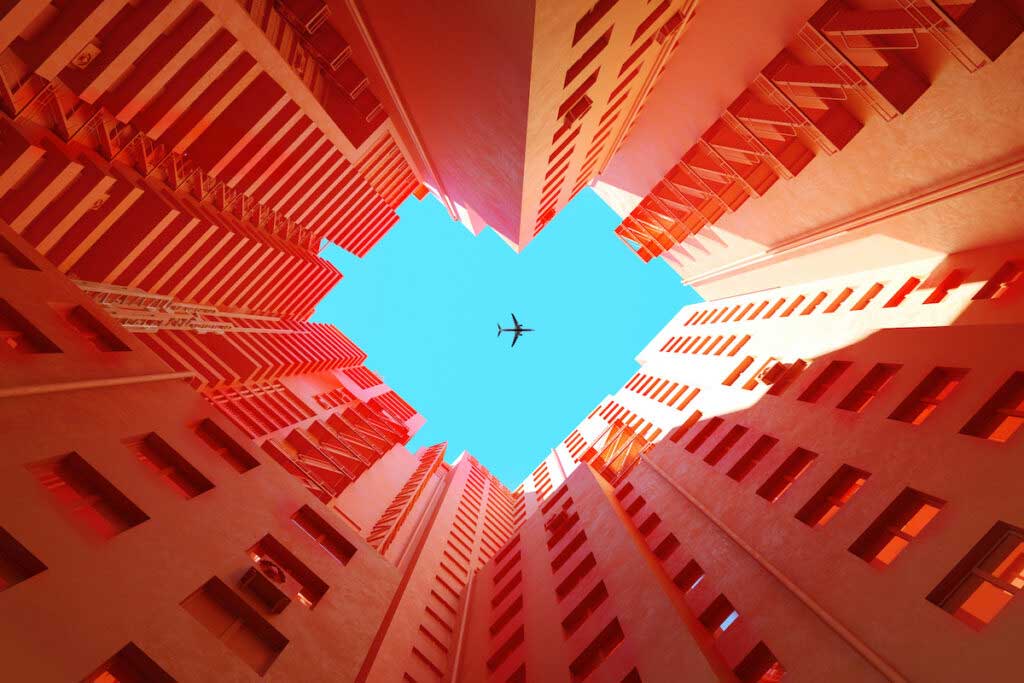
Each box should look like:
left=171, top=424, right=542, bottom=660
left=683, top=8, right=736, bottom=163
left=312, top=189, right=700, bottom=487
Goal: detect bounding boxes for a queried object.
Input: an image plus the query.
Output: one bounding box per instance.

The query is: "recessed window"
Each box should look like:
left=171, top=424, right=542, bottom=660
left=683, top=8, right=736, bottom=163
left=686, top=417, right=724, bottom=453
left=82, top=643, right=174, bottom=683
left=797, top=361, right=852, bottom=403
left=780, top=295, right=805, bottom=317
left=51, top=304, right=129, bottom=352
left=247, top=534, right=329, bottom=609
left=556, top=553, right=597, bottom=600
left=884, top=277, right=920, bottom=307
left=795, top=465, right=870, bottom=527
left=727, top=435, right=778, bottom=483
left=801, top=292, right=828, bottom=315
left=669, top=410, right=703, bottom=443
left=923, top=269, right=966, bottom=304
left=181, top=578, right=288, bottom=675
left=734, top=642, right=785, bottom=683
left=928, top=522, right=1024, bottom=630
left=889, top=367, right=968, bottom=425
left=960, top=372, right=1024, bottom=442
left=124, top=434, right=214, bottom=499
left=28, top=453, right=148, bottom=540
left=653, top=533, right=680, bottom=561
left=851, top=283, right=884, bottom=310
left=0, top=299, right=60, bottom=354
left=824, top=287, right=853, bottom=313
left=292, top=505, right=357, bottom=565
left=850, top=488, right=944, bottom=568
left=766, top=359, right=809, bottom=397
left=562, top=582, right=609, bottom=637
left=724, top=356, right=755, bottom=386
left=756, top=448, right=816, bottom=503
left=568, top=618, right=624, bottom=682
left=673, top=559, right=704, bottom=592
left=704, top=425, right=749, bottom=466
left=0, top=527, right=47, bottom=592
left=973, top=261, right=1023, bottom=300
left=729, top=335, right=751, bottom=356
left=763, top=298, right=786, bottom=318
left=699, top=595, right=739, bottom=637
left=837, top=364, right=902, bottom=413
left=195, top=419, right=260, bottom=472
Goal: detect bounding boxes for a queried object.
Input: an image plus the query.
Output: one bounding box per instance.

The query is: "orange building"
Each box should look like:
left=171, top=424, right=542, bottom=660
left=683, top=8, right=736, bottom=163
left=2, top=1, right=1024, bottom=682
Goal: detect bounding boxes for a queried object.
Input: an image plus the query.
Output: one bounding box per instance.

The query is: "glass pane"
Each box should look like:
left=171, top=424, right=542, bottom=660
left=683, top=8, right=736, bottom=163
left=955, top=580, right=1013, bottom=628
left=901, top=503, right=941, bottom=537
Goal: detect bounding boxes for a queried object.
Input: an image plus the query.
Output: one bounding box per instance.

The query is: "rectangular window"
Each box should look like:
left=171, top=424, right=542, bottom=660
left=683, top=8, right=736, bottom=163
left=292, top=505, right=356, bottom=565
left=726, top=435, right=778, bottom=482
left=82, top=643, right=174, bottom=683
left=797, top=361, right=852, bottom=403
left=756, top=448, right=816, bottom=503
left=195, top=419, right=260, bottom=472
left=763, top=298, right=786, bottom=318
left=889, top=367, right=968, bottom=425
left=704, top=425, right=749, bottom=466
left=637, top=512, right=661, bottom=537
left=487, top=625, right=524, bottom=672
left=801, top=292, right=828, bottom=315
left=851, top=283, right=884, bottom=310
left=686, top=417, right=724, bottom=453
left=565, top=28, right=612, bottom=86
left=669, top=410, right=702, bottom=443
left=734, top=642, right=785, bottom=683
left=724, top=356, right=754, bottom=386
left=673, top=559, right=705, bottom=592
left=960, top=372, right=1024, bottom=442
left=699, top=595, right=739, bottom=637
left=973, top=261, right=1023, bottom=300
left=573, top=0, right=618, bottom=46
left=181, top=577, right=288, bottom=675
left=556, top=553, right=597, bottom=600
left=28, top=453, right=148, bottom=540
left=569, top=618, right=624, bottom=682
left=928, top=522, right=1024, bottom=630
left=715, top=335, right=736, bottom=356
left=824, top=287, right=854, bottom=313
left=124, top=434, right=213, bottom=499
left=653, top=533, right=680, bottom=561
left=795, top=465, right=870, bottom=527
left=747, top=301, right=769, bottom=319
left=850, top=488, right=944, bottom=568
left=884, top=277, right=920, bottom=307
left=0, top=299, right=60, bottom=354
left=552, top=531, right=588, bottom=572
left=490, top=595, right=524, bottom=635
left=924, top=269, right=966, bottom=304
left=837, top=364, right=901, bottom=412
left=766, top=359, right=808, bottom=397
left=247, top=534, right=329, bottom=609
left=52, top=304, right=129, bottom=352
left=780, top=295, right=805, bottom=317
left=0, top=527, right=46, bottom=592
left=562, top=582, right=609, bottom=637
left=729, top=335, right=751, bottom=356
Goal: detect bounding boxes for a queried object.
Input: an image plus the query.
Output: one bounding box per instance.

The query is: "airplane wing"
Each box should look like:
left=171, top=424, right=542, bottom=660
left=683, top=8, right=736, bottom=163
left=511, top=312, right=519, bottom=327
left=511, top=329, right=521, bottom=347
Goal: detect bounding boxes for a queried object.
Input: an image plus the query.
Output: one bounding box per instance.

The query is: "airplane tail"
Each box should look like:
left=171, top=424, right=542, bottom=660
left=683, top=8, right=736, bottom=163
left=496, top=324, right=502, bottom=337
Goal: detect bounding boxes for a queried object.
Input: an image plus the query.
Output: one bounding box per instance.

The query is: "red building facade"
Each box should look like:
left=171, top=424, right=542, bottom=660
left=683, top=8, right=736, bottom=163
left=2, top=1, right=1024, bottom=682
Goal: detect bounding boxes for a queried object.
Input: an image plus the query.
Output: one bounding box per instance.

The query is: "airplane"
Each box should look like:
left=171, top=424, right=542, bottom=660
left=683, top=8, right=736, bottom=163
left=497, top=313, right=533, bottom=348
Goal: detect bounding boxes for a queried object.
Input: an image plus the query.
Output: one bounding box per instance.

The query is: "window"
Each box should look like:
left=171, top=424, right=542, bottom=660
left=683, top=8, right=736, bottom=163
left=801, top=292, right=828, bottom=315
left=747, top=300, right=769, bottom=319
left=973, top=261, right=1023, bottom=300
left=795, top=465, right=870, bottom=527
left=194, top=419, right=260, bottom=472
left=924, top=269, right=966, bottom=304
left=780, top=295, right=805, bottom=317
left=654, top=533, right=680, bottom=561
left=82, top=643, right=174, bottom=683
left=928, top=522, right=1024, bottom=630
left=686, top=417, right=724, bottom=453
left=756, top=448, right=816, bottom=503
left=292, top=505, right=357, bottom=564
left=960, top=372, right=1024, bottom=442
left=562, top=582, right=609, bottom=636
left=487, top=625, right=524, bottom=672
left=729, top=335, right=751, bottom=356
left=734, top=642, right=785, bottom=683
left=551, top=531, right=587, bottom=571
left=565, top=28, right=612, bottom=86
left=715, top=335, right=736, bottom=356
left=0, top=299, right=60, bottom=354
left=884, top=277, right=920, bottom=307
left=699, top=595, right=739, bottom=637
left=851, top=283, right=884, bottom=310
left=797, top=361, right=852, bottom=403
left=557, top=553, right=597, bottom=600
left=727, top=436, right=778, bottom=482
left=569, top=618, right=624, bottom=682
left=28, top=453, right=148, bottom=539
left=763, top=298, right=786, bottom=318
left=704, top=425, right=749, bottom=466
left=669, top=410, right=703, bottom=443
left=889, top=367, right=968, bottom=425
left=850, top=488, right=944, bottom=568
left=766, top=359, right=808, bottom=397
left=181, top=578, right=288, bottom=675
left=837, top=364, right=901, bottom=412
left=125, top=434, right=214, bottom=499
left=573, top=0, right=618, bottom=46
left=673, top=559, right=705, bottom=592
left=52, top=304, right=129, bottom=352
left=490, top=596, right=524, bottom=635
left=824, top=287, right=853, bottom=313
left=0, top=527, right=46, bottom=592
left=724, top=356, right=755, bottom=386
left=247, top=534, right=329, bottom=609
